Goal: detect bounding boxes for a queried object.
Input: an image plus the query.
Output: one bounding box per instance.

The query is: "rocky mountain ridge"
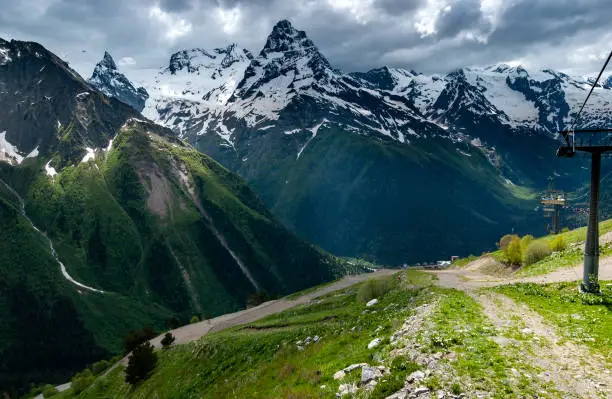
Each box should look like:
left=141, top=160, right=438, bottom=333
left=88, top=52, right=149, bottom=112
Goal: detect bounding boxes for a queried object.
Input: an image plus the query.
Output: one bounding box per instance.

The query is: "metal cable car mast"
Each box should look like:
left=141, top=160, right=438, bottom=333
left=556, top=50, right=612, bottom=293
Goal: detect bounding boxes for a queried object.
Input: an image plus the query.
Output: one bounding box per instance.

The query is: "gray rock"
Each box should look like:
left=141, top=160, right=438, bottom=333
left=297, top=345, right=304, bottom=351
left=414, top=387, right=430, bottom=396
left=333, top=370, right=346, bottom=380
left=368, top=338, right=381, bottom=349
left=313, top=335, right=321, bottom=342
left=364, top=379, right=378, bottom=391
left=386, top=389, right=408, bottom=399
left=407, top=370, right=425, bottom=383
left=366, top=298, right=379, bottom=307
left=337, top=383, right=357, bottom=396
left=361, top=366, right=383, bottom=384
left=344, top=363, right=368, bottom=372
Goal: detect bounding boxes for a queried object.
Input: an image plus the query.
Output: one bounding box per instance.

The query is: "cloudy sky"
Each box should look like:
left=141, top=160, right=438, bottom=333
left=0, top=0, right=610, bottom=79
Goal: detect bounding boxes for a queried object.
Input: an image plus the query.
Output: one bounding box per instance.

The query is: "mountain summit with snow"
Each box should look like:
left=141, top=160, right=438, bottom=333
left=138, top=43, right=253, bottom=136
left=88, top=51, right=149, bottom=112
left=85, top=20, right=611, bottom=265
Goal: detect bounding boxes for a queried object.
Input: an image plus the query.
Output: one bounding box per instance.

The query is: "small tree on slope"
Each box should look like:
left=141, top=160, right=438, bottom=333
left=505, top=236, right=523, bottom=265
left=161, top=332, right=176, bottom=349
left=125, top=342, right=158, bottom=385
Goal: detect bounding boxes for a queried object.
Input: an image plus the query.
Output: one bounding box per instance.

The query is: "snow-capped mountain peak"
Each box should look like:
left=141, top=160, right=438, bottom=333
left=261, top=20, right=322, bottom=57
left=88, top=51, right=148, bottom=112
left=99, top=51, right=117, bottom=70
left=233, top=20, right=335, bottom=102
left=89, top=20, right=612, bottom=155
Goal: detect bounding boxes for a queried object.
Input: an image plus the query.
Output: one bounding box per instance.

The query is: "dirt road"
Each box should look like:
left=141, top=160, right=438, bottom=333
left=430, top=259, right=612, bottom=398
left=149, top=268, right=396, bottom=348
left=434, top=255, right=612, bottom=290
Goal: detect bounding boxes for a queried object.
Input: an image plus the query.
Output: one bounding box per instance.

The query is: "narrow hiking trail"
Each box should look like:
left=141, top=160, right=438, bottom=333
left=430, top=262, right=612, bottom=399
left=475, top=292, right=611, bottom=398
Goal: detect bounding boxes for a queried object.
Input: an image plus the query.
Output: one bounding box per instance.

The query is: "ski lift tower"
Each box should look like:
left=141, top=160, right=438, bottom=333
left=557, top=128, right=612, bottom=293
left=540, top=176, right=565, bottom=234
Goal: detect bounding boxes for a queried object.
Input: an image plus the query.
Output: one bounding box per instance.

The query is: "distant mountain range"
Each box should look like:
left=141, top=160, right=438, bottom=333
left=89, top=19, right=610, bottom=264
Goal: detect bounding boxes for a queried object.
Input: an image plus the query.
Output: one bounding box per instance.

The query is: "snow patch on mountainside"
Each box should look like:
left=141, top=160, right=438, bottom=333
left=464, top=68, right=540, bottom=127
left=297, top=119, right=327, bottom=159
left=0, top=46, right=11, bottom=65
left=45, top=160, right=58, bottom=177
left=81, top=147, right=95, bottom=163
left=139, top=44, right=252, bottom=136
left=0, top=131, right=38, bottom=165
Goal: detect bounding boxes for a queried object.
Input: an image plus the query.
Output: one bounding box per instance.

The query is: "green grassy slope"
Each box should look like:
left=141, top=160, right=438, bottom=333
left=59, top=271, right=579, bottom=399
left=200, top=125, right=539, bottom=265
left=0, top=120, right=351, bottom=394
left=0, top=190, right=171, bottom=393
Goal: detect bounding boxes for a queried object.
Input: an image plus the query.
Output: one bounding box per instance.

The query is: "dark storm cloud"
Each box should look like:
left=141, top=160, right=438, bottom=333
left=0, top=0, right=610, bottom=79
left=374, top=0, right=424, bottom=14
left=159, top=0, right=194, bottom=12
left=435, top=0, right=487, bottom=38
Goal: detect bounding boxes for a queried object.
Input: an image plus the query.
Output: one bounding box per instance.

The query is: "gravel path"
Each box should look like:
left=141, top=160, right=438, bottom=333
left=431, top=258, right=612, bottom=398
left=475, top=292, right=611, bottom=398
left=150, top=268, right=397, bottom=347
left=434, top=255, right=612, bottom=290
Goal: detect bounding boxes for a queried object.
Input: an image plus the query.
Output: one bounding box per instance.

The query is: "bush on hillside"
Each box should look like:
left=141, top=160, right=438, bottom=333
left=561, top=227, right=570, bottom=233
left=123, top=326, right=157, bottom=354
left=357, top=277, right=392, bottom=303
left=125, top=342, right=158, bottom=385
left=41, top=384, right=58, bottom=397
left=504, top=236, right=523, bottom=265
left=190, top=315, right=200, bottom=324
left=550, top=235, right=567, bottom=252
left=498, top=234, right=518, bottom=250
left=161, top=332, right=176, bottom=349
left=520, top=235, right=534, bottom=250
left=91, top=359, right=109, bottom=376
left=524, top=241, right=552, bottom=265
left=71, top=369, right=94, bottom=395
